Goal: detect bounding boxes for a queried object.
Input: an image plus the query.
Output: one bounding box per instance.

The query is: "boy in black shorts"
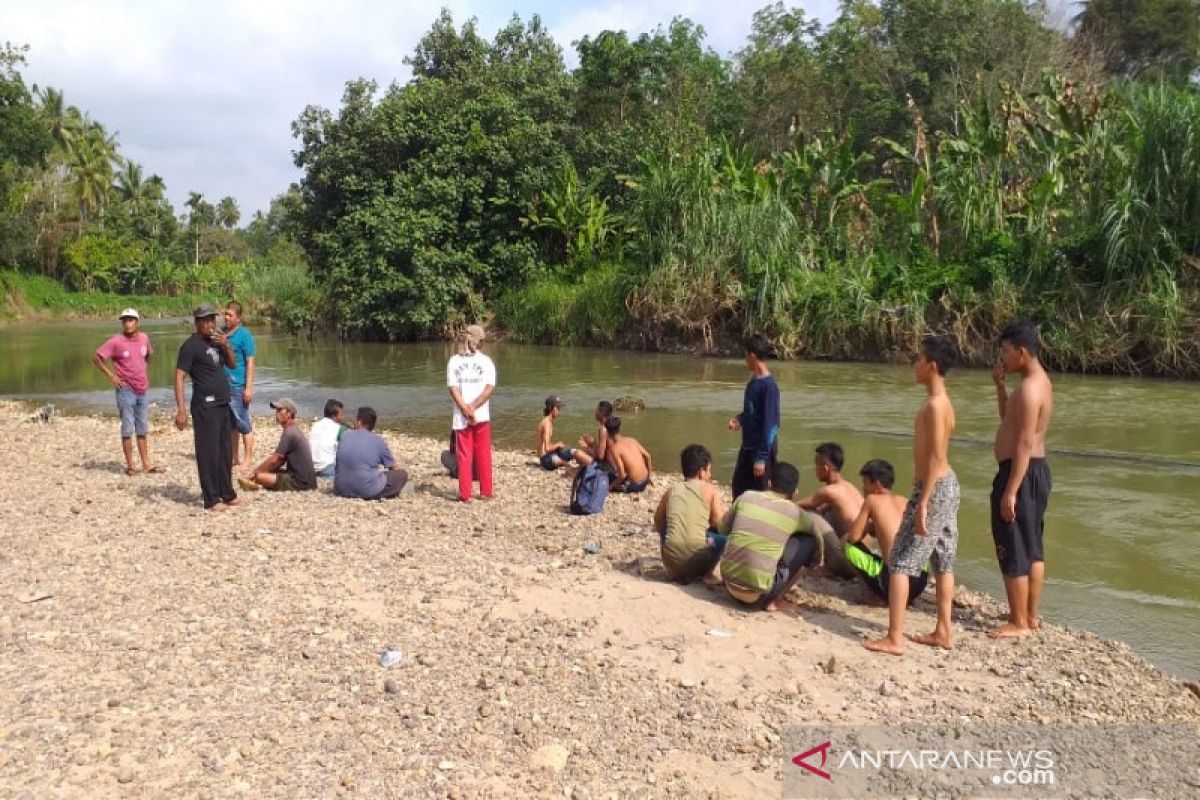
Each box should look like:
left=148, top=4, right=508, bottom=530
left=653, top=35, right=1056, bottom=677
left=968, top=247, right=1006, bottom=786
left=989, top=319, right=1055, bottom=638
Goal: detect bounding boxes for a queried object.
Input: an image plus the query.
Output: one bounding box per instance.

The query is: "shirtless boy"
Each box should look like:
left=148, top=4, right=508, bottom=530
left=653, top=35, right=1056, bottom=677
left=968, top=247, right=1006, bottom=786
left=989, top=319, right=1054, bottom=638
left=604, top=416, right=652, bottom=493
left=537, top=396, right=593, bottom=470
left=866, top=335, right=960, bottom=656
left=844, top=459, right=929, bottom=604
left=578, top=401, right=613, bottom=462
left=797, top=442, right=864, bottom=578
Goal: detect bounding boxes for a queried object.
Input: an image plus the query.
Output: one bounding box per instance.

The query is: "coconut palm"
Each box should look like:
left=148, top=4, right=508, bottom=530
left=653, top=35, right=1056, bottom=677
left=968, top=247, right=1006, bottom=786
left=216, top=196, right=240, bottom=229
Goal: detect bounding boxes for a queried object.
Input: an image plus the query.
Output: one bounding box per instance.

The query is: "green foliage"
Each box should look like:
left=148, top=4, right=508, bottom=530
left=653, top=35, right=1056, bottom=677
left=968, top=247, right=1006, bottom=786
left=496, top=264, right=629, bottom=345
left=293, top=12, right=574, bottom=339
left=1077, top=0, right=1200, bottom=80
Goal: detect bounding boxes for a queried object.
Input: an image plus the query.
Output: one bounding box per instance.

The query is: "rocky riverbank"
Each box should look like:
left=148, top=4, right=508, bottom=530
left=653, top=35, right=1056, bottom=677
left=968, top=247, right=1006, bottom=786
left=1, top=401, right=1197, bottom=798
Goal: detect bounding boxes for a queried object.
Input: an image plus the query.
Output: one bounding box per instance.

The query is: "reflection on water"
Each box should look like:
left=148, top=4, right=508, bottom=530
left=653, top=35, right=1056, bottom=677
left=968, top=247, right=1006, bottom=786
left=2, top=320, right=1198, bottom=677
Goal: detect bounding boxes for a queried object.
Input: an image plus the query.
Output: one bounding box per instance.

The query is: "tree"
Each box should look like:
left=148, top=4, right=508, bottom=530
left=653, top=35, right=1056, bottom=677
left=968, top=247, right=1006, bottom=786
left=216, top=196, right=240, bottom=229
left=1076, top=0, right=1200, bottom=79
left=293, top=12, right=574, bottom=338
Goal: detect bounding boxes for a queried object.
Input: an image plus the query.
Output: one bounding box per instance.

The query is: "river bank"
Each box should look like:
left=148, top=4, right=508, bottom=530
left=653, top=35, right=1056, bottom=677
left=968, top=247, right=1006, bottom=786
left=1, top=402, right=1197, bottom=797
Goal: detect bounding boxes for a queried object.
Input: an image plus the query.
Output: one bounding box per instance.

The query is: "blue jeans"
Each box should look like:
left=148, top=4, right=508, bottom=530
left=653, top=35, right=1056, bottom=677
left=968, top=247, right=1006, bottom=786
left=229, top=388, right=253, bottom=435
left=116, top=387, right=149, bottom=438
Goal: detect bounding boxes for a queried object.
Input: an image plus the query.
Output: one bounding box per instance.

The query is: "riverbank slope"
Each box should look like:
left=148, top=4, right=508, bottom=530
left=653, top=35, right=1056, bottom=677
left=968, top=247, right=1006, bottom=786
left=1, top=402, right=1197, bottom=797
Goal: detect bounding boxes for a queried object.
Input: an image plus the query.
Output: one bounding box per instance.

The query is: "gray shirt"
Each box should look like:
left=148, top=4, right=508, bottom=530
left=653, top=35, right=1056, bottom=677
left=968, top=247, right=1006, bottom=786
left=333, top=428, right=395, bottom=499
left=276, top=425, right=317, bottom=490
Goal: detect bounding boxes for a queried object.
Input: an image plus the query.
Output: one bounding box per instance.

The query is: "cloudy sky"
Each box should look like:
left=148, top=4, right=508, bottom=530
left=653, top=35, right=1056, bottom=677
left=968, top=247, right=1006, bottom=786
left=5, top=1, right=841, bottom=219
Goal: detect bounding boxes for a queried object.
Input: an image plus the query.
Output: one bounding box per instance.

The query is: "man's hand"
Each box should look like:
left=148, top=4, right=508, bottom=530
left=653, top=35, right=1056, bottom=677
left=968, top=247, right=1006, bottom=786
left=728, top=418, right=740, bottom=431
left=915, top=501, right=928, bottom=536
left=991, top=363, right=1006, bottom=386
left=243, top=387, right=254, bottom=404
left=174, top=410, right=188, bottom=431
left=1000, top=490, right=1017, bottom=522
left=752, top=460, right=765, bottom=478
left=210, top=331, right=227, bottom=347
left=109, top=374, right=128, bottom=390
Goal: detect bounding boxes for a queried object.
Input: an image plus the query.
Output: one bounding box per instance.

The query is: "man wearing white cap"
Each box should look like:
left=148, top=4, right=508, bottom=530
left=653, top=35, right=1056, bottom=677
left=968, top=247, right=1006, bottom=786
left=447, top=324, right=495, bottom=501
left=92, top=308, right=160, bottom=475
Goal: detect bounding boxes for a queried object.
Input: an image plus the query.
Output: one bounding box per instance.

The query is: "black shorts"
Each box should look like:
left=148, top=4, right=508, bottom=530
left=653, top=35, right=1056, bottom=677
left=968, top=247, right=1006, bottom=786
left=990, top=458, right=1052, bottom=577
left=760, top=533, right=819, bottom=607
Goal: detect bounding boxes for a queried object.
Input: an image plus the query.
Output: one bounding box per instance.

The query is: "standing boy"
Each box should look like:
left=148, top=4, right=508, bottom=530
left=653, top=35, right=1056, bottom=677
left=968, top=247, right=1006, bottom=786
left=728, top=334, right=780, bottom=499
left=174, top=304, right=239, bottom=511
left=223, top=301, right=256, bottom=472
left=989, top=319, right=1054, bottom=638
left=92, top=308, right=159, bottom=475
left=865, top=335, right=959, bottom=655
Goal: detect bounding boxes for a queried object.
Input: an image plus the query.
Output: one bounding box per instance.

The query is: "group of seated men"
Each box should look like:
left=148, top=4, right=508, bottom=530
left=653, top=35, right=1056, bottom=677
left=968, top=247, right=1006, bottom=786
left=654, top=442, right=927, bottom=610
left=536, top=397, right=654, bottom=493
left=238, top=399, right=409, bottom=501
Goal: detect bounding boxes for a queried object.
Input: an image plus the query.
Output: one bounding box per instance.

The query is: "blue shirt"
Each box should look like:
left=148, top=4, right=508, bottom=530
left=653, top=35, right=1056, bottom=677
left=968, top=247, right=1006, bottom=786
left=333, top=428, right=396, bottom=499
left=737, top=374, right=781, bottom=463
left=224, top=325, right=256, bottom=388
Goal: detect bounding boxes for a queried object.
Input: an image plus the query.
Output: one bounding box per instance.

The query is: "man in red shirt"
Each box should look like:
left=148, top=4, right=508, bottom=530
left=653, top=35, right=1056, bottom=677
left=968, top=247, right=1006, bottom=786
left=92, top=308, right=160, bottom=475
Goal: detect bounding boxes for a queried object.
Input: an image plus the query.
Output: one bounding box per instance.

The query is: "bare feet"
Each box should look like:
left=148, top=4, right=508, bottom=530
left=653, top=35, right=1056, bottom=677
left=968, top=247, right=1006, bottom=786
left=909, top=631, right=954, bottom=650
left=226, top=497, right=244, bottom=507
left=987, top=622, right=1034, bottom=639
left=208, top=502, right=230, bottom=512
left=765, top=598, right=799, bottom=615
left=864, top=636, right=905, bottom=656
left=144, top=464, right=165, bottom=474
left=701, top=573, right=723, bottom=587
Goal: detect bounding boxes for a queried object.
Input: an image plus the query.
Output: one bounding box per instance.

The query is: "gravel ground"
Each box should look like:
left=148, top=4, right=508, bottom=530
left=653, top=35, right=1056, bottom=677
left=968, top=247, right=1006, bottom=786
left=1, top=402, right=1197, bottom=798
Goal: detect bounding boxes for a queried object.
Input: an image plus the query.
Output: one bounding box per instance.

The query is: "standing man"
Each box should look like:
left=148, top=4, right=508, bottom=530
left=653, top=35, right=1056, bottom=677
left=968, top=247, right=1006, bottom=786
left=223, top=301, right=256, bottom=473
left=865, top=335, right=960, bottom=656
left=92, top=308, right=159, bottom=475
left=989, top=319, right=1054, bottom=639
left=727, top=334, right=780, bottom=499
left=447, top=324, right=495, bottom=502
left=174, top=304, right=239, bottom=511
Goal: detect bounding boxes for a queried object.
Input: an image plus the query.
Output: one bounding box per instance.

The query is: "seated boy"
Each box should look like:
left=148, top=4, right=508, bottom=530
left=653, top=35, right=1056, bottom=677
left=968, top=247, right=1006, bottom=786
left=309, top=398, right=348, bottom=479
left=537, top=396, right=593, bottom=470
left=653, top=444, right=727, bottom=583
left=577, top=400, right=613, bottom=462
left=334, top=407, right=409, bottom=500
left=796, top=442, right=865, bottom=578
left=844, top=459, right=929, bottom=605
left=604, top=416, right=652, bottom=493
left=717, top=461, right=831, bottom=612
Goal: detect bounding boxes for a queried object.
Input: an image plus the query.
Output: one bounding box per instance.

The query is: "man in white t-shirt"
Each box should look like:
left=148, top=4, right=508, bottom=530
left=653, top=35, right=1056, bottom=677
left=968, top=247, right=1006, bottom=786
left=309, top=398, right=348, bottom=479
left=447, top=324, right=496, bottom=502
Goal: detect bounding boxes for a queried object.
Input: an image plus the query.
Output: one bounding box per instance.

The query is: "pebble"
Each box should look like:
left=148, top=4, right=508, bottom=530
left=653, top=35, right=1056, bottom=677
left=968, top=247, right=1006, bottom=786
left=384, top=679, right=399, bottom=695
left=530, top=744, right=570, bottom=774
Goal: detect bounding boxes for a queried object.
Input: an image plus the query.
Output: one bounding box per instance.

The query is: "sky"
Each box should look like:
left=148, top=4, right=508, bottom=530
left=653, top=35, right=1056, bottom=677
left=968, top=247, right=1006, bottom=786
left=4, top=0, right=841, bottom=220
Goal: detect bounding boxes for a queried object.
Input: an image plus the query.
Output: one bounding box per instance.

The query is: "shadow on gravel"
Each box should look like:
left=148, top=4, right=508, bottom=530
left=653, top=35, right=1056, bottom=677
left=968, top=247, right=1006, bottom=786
left=78, top=459, right=126, bottom=474
left=135, top=483, right=198, bottom=506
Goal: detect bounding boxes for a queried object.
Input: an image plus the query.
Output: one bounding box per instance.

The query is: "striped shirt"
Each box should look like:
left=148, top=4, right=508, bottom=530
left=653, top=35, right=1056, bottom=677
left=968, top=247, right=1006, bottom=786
left=718, top=490, right=815, bottom=594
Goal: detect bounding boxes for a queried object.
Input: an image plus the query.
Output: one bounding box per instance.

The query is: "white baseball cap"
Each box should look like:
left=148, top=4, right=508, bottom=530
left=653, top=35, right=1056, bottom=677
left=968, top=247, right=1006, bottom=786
left=118, top=308, right=140, bottom=320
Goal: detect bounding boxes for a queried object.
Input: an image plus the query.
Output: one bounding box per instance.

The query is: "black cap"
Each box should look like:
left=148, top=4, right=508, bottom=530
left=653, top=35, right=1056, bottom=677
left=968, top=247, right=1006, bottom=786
left=192, top=303, right=219, bottom=319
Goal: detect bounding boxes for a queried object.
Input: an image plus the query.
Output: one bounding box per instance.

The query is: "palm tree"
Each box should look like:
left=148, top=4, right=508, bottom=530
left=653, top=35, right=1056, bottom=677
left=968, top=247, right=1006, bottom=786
left=216, top=196, right=240, bottom=229
left=185, top=191, right=216, bottom=265
left=68, top=121, right=119, bottom=225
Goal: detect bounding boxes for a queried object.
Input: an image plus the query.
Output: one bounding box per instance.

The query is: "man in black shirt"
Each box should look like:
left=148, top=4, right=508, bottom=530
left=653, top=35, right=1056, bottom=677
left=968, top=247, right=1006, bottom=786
left=174, top=303, right=240, bottom=510
left=727, top=334, right=781, bottom=499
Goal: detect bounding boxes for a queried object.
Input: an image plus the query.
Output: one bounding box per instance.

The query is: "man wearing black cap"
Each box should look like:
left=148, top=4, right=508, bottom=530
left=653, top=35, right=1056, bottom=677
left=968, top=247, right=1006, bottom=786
left=174, top=303, right=240, bottom=510
left=238, top=398, right=317, bottom=493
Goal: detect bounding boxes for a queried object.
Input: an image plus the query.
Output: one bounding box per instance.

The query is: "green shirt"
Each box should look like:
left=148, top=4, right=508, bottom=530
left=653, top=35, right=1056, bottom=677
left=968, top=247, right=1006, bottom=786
left=718, top=490, right=816, bottom=594
left=661, top=479, right=713, bottom=580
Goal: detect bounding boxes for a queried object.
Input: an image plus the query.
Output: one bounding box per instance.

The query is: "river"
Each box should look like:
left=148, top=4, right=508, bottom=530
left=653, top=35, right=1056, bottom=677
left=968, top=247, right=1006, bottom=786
left=3, top=319, right=1197, bottom=678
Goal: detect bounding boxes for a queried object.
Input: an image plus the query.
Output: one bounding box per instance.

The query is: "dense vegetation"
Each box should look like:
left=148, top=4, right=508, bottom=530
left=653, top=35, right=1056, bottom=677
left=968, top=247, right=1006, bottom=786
left=0, top=44, right=316, bottom=330
left=4, top=2, right=1200, bottom=375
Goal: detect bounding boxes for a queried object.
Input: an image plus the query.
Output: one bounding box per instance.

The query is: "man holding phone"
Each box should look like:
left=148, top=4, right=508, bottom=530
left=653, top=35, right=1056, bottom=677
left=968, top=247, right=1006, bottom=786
left=174, top=303, right=240, bottom=511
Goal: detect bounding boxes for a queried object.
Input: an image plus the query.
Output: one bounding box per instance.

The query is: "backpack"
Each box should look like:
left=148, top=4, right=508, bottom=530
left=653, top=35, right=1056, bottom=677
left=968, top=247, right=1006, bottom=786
left=570, top=463, right=610, bottom=515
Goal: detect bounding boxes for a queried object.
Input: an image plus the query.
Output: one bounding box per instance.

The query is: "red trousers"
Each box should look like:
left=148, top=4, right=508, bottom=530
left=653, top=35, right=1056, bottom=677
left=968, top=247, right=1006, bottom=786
left=455, top=422, right=493, bottom=501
